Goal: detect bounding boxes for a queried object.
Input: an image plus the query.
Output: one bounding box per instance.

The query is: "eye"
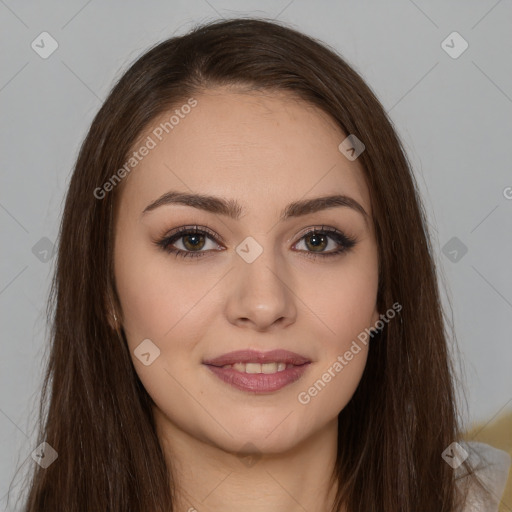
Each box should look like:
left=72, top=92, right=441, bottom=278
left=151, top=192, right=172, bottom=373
left=155, top=225, right=357, bottom=260
left=155, top=225, right=223, bottom=259
left=292, top=226, right=357, bottom=259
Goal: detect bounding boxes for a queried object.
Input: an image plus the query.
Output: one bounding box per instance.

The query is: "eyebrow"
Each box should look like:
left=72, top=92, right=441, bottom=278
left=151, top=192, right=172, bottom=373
left=141, top=191, right=369, bottom=225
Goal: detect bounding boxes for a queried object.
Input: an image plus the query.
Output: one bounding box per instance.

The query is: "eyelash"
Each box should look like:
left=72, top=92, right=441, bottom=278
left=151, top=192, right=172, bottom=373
left=155, top=224, right=357, bottom=260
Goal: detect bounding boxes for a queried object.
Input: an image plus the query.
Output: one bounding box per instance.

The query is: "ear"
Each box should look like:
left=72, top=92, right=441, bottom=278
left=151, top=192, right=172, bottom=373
left=106, top=307, right=119, bottom=332
left=104, top=288, right=122, bottom=332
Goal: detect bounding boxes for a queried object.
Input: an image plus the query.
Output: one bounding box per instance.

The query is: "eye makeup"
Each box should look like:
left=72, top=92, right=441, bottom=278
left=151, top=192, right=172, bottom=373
left=153, top=224, right=357, bottom=260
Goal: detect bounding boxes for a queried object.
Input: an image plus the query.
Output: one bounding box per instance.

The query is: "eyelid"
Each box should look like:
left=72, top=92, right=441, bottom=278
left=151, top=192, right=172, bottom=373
left=292, top=226, right=357, bottom=252
left=156, top=224, right=224, bottom=244
left=157, top=224, right=351, bottom=246
left=294, top=224, right=342, bottom=240
left=155, top=224, right=357, bottom=259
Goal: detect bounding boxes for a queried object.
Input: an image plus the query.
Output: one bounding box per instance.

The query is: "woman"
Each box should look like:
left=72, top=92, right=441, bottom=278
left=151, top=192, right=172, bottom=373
left=14, top=17, right=510, bottom=512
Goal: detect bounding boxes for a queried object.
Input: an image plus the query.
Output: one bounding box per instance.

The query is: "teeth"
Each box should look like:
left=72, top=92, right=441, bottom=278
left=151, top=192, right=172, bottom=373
left=262, top=362, right=277, bottom=374
left=224, top=362, right=292, bottom=374
left=246, top=363, right=261, bottom=374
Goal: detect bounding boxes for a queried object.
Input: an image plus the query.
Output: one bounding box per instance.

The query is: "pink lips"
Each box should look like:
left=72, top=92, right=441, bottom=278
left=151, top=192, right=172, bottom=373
left=203, top=349, right=310, bottom=367
left=202, top=349, right=311, bottom=393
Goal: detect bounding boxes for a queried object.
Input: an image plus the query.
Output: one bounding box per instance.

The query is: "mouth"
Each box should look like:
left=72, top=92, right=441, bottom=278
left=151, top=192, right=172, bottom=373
left=202, top=349, right=311, bottom=393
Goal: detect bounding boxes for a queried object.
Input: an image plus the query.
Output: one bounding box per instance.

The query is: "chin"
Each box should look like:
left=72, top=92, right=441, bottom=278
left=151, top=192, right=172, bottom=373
left=202, top=416, right=313, bottom=456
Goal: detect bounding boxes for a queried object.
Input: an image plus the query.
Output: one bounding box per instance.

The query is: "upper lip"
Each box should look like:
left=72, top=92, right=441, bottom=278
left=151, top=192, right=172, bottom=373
left=203, top=349, right=311, bottom=367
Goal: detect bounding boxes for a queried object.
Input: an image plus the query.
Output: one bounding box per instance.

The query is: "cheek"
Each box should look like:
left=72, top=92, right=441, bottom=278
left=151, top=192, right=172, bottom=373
left=114, top=249, right=214, bottom=425
left=114, top=239, right=214, bottom=345
left=292, top=254, right=377, bottom=418
left=304, top=255, right=379, bottom=344
left=296, top=345, right=369, bottom=432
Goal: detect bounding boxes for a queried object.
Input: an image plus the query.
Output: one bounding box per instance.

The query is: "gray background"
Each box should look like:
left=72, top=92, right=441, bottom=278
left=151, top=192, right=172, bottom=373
left=1, top=0, right=511, bottom=507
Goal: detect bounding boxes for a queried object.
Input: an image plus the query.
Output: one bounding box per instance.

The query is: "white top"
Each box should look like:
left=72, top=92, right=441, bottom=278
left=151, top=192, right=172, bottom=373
left=456, top=441, right=511, bottom=511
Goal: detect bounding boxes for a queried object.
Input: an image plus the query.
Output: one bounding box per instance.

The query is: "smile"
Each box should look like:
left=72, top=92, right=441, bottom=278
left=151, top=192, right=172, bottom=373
left=203, top=349, right=311, bottom=393
left=220, top=362, right=294, bottom=374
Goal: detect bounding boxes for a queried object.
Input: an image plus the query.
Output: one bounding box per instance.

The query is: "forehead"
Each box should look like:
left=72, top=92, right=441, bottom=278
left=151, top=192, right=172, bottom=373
left=118, top=88, right=372, bottom=222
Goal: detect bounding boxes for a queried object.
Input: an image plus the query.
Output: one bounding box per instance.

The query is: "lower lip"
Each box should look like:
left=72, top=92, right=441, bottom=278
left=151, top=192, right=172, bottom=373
left=204, top=364, right=310, bottom=393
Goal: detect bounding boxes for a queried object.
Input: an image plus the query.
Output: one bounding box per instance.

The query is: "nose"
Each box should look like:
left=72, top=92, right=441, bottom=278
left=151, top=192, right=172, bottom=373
left=224, top=249, right=297, bottom=332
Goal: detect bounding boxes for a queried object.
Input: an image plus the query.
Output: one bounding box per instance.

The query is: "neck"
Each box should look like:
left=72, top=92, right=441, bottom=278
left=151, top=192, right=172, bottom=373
left=154, top=408, right=343, bottom=512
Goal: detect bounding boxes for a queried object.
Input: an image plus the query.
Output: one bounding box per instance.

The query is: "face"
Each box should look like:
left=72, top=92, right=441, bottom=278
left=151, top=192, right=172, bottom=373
left=113, top=87, right=380, bottom=455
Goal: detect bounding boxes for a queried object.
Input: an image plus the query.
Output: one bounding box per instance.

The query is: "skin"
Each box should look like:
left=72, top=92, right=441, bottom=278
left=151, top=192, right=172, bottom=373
left=113, top=87, right=380, bottom=512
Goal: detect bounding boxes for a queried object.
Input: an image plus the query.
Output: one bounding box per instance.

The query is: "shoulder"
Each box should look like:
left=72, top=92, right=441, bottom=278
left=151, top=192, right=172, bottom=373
left=455, top=441, right=511, bottom=512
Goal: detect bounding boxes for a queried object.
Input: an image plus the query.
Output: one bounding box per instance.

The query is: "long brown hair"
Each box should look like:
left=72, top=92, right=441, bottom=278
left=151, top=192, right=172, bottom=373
left=11, top=17, right=484, bottom=511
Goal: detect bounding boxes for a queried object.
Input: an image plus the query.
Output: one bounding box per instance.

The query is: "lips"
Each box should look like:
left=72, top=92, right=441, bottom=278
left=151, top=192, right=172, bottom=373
left=202, top=349, right=310, bottom=367
left=202, top=349, right=311, bottom=393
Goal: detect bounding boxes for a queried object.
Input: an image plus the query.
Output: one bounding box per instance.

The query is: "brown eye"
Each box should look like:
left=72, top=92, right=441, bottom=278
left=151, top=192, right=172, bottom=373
left=156, top=225, right=223, bottom=259
left=304, top=232, right=329, bottom=252
left=293, top=227, right=357, bottom=259
left=181, top=233, right=206, bottom=251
